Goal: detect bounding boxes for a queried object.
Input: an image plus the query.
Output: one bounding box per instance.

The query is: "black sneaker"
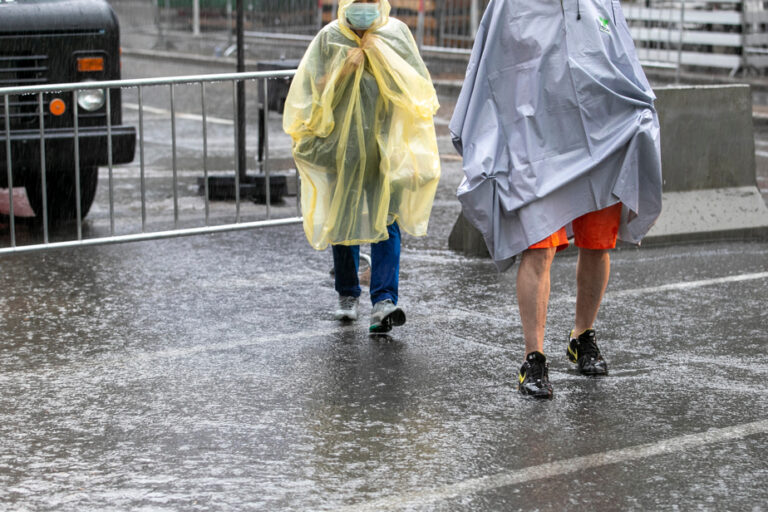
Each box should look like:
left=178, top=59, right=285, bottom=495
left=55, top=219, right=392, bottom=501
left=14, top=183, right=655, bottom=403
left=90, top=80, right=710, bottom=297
left=567, top=329, right=609, bottom=376
left=517, top=351, right=554, bottom=399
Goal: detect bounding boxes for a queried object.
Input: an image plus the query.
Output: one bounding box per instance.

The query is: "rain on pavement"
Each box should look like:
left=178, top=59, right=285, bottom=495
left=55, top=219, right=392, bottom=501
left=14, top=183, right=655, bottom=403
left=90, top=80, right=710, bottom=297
left=0, top=54, right=767, bottom=510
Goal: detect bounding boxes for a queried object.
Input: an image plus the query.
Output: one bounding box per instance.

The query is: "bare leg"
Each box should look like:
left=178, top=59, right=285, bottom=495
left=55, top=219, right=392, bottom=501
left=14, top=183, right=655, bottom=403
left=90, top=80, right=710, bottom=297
left=517, top=248, right=557, bottom=356
left=574, top=248, right=611, bottom=334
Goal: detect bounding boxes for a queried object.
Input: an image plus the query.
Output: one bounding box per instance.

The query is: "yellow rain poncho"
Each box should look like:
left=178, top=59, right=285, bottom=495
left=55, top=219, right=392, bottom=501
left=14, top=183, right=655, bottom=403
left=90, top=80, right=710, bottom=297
left=283, top=0, right=441, bottom=250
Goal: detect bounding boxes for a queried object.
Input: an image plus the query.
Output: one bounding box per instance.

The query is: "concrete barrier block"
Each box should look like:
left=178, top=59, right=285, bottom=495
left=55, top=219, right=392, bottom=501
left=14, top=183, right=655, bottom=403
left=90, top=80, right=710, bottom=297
left=655, top=85, right=756, bottom=191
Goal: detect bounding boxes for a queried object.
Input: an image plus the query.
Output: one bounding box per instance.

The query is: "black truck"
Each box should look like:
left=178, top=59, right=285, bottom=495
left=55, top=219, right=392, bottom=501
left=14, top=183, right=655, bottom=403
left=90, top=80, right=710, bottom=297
left=0, top=0, right=136, bottom=221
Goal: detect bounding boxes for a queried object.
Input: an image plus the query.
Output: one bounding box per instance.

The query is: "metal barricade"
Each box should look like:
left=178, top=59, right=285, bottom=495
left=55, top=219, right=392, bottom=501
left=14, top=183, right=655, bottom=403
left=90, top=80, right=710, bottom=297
left=623, top=0, right=768, bottom=75
left=0, top=69, right=302, bottom=256
left=158, top=0, right=322, bottom=35
left=130, top=0, right=768, bottom=74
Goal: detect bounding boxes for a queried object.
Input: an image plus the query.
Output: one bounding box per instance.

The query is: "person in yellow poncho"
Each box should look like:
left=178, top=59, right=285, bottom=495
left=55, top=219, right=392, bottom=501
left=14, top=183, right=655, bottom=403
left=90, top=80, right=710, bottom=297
left=283, top=0, right=441, bottom=333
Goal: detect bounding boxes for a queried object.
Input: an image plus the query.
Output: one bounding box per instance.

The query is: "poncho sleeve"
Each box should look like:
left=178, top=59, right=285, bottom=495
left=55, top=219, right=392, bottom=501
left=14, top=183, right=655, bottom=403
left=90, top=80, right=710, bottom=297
left=283, top=28, right=349, bottom=143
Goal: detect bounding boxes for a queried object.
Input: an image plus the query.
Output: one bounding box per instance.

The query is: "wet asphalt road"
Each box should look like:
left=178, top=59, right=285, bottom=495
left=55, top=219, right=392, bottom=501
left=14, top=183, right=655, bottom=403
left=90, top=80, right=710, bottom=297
left=1, top=211, right=767, bottom=510
left=1, top=56, right=767, bottom=510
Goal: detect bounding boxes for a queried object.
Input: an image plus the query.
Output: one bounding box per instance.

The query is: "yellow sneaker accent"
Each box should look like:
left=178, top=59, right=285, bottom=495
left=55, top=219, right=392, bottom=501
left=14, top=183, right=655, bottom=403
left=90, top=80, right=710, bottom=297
left=518, top=372, right=526, bottom=384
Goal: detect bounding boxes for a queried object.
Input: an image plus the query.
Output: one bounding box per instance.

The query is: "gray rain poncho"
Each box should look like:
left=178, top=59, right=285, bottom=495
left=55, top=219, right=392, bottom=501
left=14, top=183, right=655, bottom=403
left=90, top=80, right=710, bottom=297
left=450, top=0, right=662, bottom=271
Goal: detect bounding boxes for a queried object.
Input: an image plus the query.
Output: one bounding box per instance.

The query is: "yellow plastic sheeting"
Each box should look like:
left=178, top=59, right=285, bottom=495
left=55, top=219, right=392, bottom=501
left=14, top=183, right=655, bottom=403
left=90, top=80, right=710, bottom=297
left=283, top=0, right=441, bottom=250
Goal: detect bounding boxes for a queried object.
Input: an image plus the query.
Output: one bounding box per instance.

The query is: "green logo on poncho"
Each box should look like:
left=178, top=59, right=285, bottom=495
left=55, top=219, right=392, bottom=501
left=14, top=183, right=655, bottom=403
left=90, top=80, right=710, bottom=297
left=598, top=16, right=611, bottom=34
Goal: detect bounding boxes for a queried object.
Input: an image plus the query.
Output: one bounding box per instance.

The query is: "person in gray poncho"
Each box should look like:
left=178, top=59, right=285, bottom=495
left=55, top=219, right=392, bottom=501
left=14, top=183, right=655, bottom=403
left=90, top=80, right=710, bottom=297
left=450, top=0, right=662, bottom=398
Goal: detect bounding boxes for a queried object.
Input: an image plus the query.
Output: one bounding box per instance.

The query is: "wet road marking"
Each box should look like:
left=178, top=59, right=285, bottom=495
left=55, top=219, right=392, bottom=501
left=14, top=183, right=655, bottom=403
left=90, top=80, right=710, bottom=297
left=757, top=150, right=768, bottom=159
left=339, top=418, right=768, bottom=511
left=123, top=102, right=234, bottom=125
left=129, top=326, right=347, bottom=362
left=606, top=271, right=768, bottom=299
left=550, top=271, right=768, bottom=305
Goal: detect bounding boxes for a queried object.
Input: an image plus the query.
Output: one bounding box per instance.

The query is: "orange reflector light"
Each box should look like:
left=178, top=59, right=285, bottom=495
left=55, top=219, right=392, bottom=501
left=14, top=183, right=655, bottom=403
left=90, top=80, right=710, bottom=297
left=49, top=98, right=66, bottom=116
left=77, top=57, right=104, bottom=72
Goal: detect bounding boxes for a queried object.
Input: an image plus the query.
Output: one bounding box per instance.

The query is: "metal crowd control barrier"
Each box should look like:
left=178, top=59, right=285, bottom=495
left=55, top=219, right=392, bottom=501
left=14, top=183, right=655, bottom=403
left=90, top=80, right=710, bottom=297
left=139, top=0, right=768, bottom=74
left=623, top=0, right=768, bottom=76
left=0, top=69, right=302, bottom=256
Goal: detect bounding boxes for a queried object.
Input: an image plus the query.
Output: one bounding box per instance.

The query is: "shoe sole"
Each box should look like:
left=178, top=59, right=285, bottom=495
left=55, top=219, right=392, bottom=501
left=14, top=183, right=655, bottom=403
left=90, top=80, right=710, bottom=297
left=568, top=359, right=609, bottom=376
left=567, top=345, right=609, bottom=376
left=334, top=313, right=358, bottom=322
left=580, top=367, right=609, bottom=376
left=518, top=385, right=554, bottom=400
left=369, top=308, right=406, bottom=333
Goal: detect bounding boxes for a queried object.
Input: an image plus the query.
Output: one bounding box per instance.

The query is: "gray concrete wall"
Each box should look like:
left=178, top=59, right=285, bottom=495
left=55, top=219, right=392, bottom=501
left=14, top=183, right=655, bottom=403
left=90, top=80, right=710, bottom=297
left=655, top=85, right=756, bottom=191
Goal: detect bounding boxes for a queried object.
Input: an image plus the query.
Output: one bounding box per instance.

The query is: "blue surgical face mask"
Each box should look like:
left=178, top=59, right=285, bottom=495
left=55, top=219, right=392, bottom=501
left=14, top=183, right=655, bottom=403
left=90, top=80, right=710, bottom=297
left=346, top=3, right=380, bottom=30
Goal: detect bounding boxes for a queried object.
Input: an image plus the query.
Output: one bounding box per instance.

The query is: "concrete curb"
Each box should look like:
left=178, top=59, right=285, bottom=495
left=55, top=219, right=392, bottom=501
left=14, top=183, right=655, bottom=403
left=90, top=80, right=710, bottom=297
left=643, top=186, right=768, bottom=243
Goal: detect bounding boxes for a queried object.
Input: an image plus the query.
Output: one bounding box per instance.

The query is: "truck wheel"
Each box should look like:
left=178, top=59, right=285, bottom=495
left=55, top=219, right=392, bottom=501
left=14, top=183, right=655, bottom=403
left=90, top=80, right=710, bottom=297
left=25, top=166, right=99, bottom=223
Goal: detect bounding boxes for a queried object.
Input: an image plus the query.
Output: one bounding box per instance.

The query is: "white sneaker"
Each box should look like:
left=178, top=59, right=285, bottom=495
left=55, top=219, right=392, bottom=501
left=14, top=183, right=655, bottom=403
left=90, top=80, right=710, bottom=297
left=369, top=299, right=406, bottom=333
left=334, top=295, right=359, bottom=321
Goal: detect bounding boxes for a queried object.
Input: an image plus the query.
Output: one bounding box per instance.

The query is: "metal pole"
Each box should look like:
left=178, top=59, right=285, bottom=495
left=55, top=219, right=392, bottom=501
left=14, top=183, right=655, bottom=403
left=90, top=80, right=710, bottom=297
left=470, top=0, right=480, bottom=39
left=317, top=0, right=324, bottom=29
left=164, top=0, right=171, bottom=35
left=295, top=170, right=301, bottom=217
left=676, top=0, right=686, bottom=83
left=0, top=70, right=299, bottom=95
left=201, top=82, right=210, bottom=226
left=666, top=1, right=674, bottom=65
left=263, top=78, right=270, bottom=220
left=739, top=0, right=748, bottom=75
left=236, top=0, right=247, bottom=185
left=331, top=0, right=338, bottom=20
left=226, top=0, right=233, bottom=45
left=233, top=81, right=241, bottom=223
left=37, top=93, right=49, bottom=243
left=0, top=217, right=304, bottom=256
left=106, top=89, right=115, bottom=236
left=73, top=93, right=83, bottom=240
left=170, top=83, right=179, bottom=228
left=3, top=95, right=15, bottom=247
left=138, top=85, right=147, bottom=233
left=193, top=0, right=201, bottom=36
left=417, top=0, right=425, bottom=50
left=155, top=0, right=166, bottom=47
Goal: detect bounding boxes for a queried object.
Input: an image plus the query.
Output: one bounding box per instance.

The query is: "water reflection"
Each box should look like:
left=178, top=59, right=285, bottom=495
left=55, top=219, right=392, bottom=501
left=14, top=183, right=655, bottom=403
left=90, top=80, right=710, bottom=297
left=304, top=329, right=449, bottom=505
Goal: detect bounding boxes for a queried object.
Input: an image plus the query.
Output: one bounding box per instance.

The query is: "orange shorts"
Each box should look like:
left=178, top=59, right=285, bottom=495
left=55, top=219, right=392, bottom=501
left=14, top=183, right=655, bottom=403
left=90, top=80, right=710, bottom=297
left=528, top=203, right=622, bottom=251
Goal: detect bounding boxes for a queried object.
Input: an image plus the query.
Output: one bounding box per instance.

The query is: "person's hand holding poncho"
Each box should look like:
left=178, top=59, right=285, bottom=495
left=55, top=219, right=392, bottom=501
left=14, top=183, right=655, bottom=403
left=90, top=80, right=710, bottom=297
left=283, top=0, right=441, bottom=250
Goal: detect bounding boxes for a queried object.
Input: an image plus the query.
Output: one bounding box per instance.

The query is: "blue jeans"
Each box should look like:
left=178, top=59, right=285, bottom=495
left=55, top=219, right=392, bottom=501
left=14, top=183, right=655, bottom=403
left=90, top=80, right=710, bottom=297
left=332, top=222, right=400, bottom=306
